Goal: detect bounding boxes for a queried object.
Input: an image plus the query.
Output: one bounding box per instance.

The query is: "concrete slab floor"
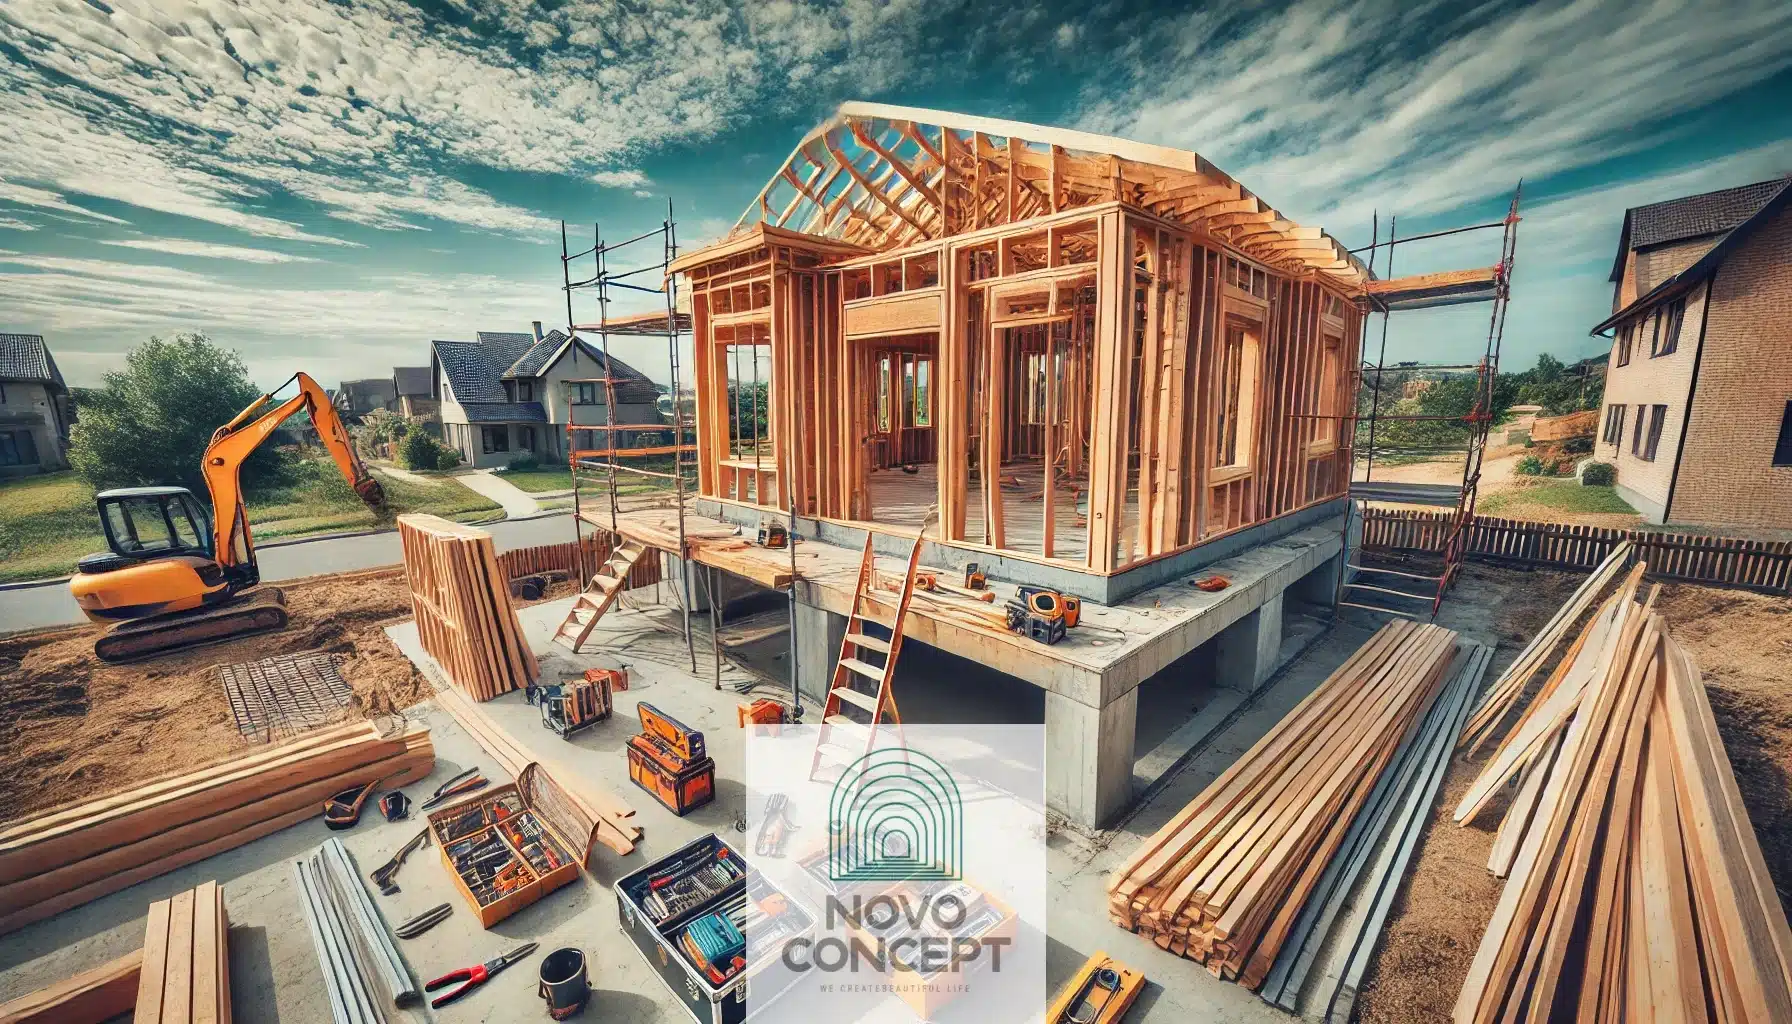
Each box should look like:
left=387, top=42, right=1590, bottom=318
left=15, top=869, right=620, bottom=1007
left=1, top=580, right=1504, bottom=1024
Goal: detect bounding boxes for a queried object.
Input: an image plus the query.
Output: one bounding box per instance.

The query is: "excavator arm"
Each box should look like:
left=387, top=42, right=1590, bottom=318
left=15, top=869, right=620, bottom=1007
left=202, top=372, right=385, bottom=569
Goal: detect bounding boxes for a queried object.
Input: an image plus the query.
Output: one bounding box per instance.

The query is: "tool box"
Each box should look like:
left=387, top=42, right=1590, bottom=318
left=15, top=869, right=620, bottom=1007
left=615, top=834, right=814, bottom=1024
left=627, top=703, right=716, bottom=816
left=426, top=780, right=581, bottom=927
left=527, top=673, right=614, bottom=738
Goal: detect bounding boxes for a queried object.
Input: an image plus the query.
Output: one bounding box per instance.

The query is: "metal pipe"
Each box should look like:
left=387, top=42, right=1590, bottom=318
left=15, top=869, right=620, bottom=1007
left=320, top=839, right=418, bottom=1008
left=1347, top=219, right=1508, bottom=254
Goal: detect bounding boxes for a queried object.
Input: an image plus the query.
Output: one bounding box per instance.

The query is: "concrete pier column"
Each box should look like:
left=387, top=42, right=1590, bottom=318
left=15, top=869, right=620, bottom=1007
left=1293, top=548, right=1346, bottom=607
left=1045, top=688, right=1138, bottom=829
left=1214, top=591, right=1284, bottom=692
left=793, top=598, right=848, bottom=705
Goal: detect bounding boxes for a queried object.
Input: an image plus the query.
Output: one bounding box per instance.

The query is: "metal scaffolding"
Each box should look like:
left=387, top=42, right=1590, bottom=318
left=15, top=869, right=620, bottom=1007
left=1338, top=184, right=1523, bottom=619
left=559, top=202, right=699, bottom=671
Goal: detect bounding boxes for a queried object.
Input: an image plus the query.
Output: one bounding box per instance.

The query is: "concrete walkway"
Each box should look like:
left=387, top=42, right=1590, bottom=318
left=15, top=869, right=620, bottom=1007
left=454, top=469, right=541, bottom=519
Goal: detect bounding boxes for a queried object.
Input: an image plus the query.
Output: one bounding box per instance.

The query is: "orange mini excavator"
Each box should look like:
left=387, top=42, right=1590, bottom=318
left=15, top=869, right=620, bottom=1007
left=69, top=372, right=385, bottom=662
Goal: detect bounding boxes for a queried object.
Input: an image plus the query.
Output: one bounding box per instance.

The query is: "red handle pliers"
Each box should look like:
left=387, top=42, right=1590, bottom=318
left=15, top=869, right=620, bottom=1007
left=425, top=942, right=537, bottom=1008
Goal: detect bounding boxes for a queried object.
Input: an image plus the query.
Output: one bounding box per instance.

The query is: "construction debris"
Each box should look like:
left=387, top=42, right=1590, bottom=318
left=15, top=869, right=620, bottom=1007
left=1107, top=620, right=1460, bottom=983
left=135, top=880, right=231, bottom=1024
left=1453, top=566, right=1792, bottom=1022
left=0, top=721, right=434, bottom=935
left=397, top=514, right=537, bottom=701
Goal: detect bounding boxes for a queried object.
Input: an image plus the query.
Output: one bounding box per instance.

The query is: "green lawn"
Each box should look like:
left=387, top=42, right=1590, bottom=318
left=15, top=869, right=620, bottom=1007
left=492, top=467, right=573, bottom=493
left=1478, top=479, right=1639, bottom=517
left=0, top=464, right=500, bottom=584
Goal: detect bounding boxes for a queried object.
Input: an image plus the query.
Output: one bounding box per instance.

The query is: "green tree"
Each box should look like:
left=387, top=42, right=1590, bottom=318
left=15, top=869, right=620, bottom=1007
left=68, top=333, right=291, bottom=494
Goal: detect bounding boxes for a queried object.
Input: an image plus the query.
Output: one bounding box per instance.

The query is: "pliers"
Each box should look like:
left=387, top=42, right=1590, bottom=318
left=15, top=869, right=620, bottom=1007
left=424, top=942, right=537, bottom=1008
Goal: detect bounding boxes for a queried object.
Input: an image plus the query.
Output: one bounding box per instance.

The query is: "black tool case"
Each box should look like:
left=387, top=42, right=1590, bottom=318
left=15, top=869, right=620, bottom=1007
left=615, top=833, right=813, bottom=1024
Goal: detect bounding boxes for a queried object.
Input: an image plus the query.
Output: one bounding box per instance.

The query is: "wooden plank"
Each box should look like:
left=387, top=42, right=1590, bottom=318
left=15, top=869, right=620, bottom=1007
left=0, top=949, right=141, bottom=1024
left=134, top=897, right=171, bottom=1024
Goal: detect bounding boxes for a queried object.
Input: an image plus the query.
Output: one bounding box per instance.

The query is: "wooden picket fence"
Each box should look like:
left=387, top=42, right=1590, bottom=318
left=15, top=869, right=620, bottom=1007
left=1361, top=508, right=1792, bottom=594
left=496, top=536, right=663, bottom=590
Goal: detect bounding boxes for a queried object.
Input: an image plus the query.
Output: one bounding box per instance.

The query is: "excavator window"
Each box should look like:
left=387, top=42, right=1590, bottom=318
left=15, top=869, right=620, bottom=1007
left=104, top=494, right=210, bottom=558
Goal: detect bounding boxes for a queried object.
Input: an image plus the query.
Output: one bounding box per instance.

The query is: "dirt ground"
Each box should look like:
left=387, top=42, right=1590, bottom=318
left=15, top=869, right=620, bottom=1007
left=1355, top=565, right=1792, bottom=1023
left=0, top=568, right=437, bottom=820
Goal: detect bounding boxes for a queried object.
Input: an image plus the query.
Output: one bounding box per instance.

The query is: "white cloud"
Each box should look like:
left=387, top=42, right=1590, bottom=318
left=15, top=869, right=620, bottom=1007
left=100, top=238, right=320, bottom=264
left=1083, top=0, right=1792, bottom=230
left=593, top=169, right=651, bottom=189
left=0, top=217, right=37, bottom=232
left=0, top=179, right=129, bottom=226
left=0, top=0, right=941, bottom=244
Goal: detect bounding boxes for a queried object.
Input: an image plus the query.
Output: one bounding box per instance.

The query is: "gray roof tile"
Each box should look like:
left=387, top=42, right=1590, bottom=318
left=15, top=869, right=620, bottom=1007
left=461, top=402, right=547, bottom=423
left=393, top=366, right=432, bottom=396
left=1629, top=178, right=1787, bottom=249
left=432, top=339, right=507, bottom=403
left=502, top=329, right=567, bottom=379
left=0, top=333, right=64, bottom=388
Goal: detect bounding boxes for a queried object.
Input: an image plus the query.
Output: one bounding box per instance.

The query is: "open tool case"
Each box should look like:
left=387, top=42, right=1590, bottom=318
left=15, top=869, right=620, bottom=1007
left=427, top=780, right=583, bottom=927
left=615, top=834, right=814, bottom=1024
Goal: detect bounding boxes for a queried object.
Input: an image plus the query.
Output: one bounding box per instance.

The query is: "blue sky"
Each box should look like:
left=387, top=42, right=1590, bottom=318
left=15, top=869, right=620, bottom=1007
left=1, top=0, right=1789, bottom=391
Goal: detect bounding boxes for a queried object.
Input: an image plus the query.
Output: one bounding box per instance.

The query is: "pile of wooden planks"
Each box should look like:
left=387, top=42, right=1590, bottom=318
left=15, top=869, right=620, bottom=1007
left=1457, top=540, right=1631, bottom=753
left=397, top=514, right=538, bottom=701
left=1454, top=566, right=1792, bottom=1022
left=1108, top=620, right=1460, bottom=982
left=0, top=722, right=433, bottom=935
left=435, top=685, right=641, bottom=857
left=135, top=881, right=231, bottom=1023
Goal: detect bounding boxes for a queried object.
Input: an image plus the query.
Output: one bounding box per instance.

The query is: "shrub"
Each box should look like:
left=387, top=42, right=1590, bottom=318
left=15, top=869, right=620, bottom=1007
left=505, top=455, right=540, bottom=473
left=1582, top=462, right=1616, bottom=486
left=1516, top=454, right=1544, bottom=476
left=432, top=444, right=461, bottom=470
left=1561, top=435, right=1593, bottom=455
left=68, top=333, right=291, bottom=494
left=400, top=430, right=446, bottom=471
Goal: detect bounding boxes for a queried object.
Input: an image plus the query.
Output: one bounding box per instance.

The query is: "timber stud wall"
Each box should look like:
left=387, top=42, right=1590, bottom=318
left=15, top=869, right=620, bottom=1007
left=677, top=203, right=1362, bottom=580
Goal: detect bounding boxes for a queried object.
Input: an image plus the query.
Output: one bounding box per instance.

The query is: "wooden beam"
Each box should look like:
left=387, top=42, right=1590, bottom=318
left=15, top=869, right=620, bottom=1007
left=1363, top=265, right=1502, bottom=296
left=1006, top=137, right=1020, bottom=225
left=850, top=122, right=941, bottom=215
left=1049, top=145, right=1064, bottom=213
left=0, top=949, right=141, bottom=1024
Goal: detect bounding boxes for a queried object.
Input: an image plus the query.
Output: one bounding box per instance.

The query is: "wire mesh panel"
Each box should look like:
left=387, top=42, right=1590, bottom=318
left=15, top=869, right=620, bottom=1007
left=217, top=651, right=355, bottom=743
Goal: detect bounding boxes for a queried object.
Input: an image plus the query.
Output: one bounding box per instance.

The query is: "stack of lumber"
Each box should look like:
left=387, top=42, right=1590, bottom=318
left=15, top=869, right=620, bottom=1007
left=0, top=950, right=142, bottom=1023
left=0, top=722, right=433, bottom=935
left=1457, top=540, right=1630, bottom=753
left=397, top=514, right=538, bottom=701
left=1259, top=643, right=1493, bottom=1020
left=1108, top=620, right=1460, bottom=982
left=135, top=881, right=231, bottom=1023
left=1453, top=565, right=1792, bottom=1022
left=435, top=685, right=641, bottom=857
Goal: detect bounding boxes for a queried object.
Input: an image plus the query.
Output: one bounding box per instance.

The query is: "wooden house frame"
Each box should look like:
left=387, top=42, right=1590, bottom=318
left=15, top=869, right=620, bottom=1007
left=669, top=103, right=1369, bottom=584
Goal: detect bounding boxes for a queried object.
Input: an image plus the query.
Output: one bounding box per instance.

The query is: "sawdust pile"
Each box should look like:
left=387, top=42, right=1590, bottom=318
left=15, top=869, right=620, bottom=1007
left=1355, top=568, right=1792, bottom=1023
left=0, top=568, right=431, bottom=820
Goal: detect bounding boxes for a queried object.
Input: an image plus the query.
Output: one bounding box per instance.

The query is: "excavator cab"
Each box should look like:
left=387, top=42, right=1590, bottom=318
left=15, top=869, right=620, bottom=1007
left=83, top=487, right=215, bottom=572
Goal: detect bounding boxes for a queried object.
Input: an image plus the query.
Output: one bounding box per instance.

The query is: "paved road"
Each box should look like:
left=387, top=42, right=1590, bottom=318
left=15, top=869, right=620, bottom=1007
left=0, top=513, right=577, bottom=635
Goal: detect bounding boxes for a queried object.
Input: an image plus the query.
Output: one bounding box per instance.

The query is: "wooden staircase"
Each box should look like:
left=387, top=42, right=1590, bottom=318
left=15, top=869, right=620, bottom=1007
left=810, top=535, right=924, bottom=780
left=552, top=537, right=648, bottom=652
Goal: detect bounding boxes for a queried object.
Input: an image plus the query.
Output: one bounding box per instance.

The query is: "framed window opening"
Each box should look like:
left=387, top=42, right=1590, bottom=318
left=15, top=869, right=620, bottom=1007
left=1656, top=299, right=1684, bottom=357
left=1603, top=404, right=1626, bottom=446
left=1775, top=401, right=1792, bottom=468
left=1631, top=403, right=1645, bottom=455
left=1616, top=323, right=1633, bottom=366
left=1213, top=314, right=1262, bottom=476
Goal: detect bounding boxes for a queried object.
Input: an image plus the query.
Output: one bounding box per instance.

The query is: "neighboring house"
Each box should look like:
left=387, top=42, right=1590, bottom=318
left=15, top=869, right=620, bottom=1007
left=0, top=333, right=73, bottom=477
left=335, top=377, right=398, bottom=418
left=392, top=365, right=438, bottom=423
left=1591, top=176, right=1792, bottom=529
left=431, top=324, right=662, bottom=468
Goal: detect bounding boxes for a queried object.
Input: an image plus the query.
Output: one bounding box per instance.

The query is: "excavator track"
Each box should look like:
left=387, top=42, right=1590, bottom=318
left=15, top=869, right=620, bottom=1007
left=94, top=587, right=290, bottom=664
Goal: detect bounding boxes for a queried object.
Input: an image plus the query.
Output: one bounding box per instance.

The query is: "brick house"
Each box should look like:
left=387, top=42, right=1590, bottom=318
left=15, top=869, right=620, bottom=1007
left=431, top=324, right=662, bottom=469
left=0, top=333, right=74, bottom=477
left=1591, top=177, right=1792, bottom=529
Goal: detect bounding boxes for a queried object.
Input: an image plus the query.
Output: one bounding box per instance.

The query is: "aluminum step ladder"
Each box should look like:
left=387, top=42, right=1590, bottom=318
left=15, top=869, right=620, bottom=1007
left=552, top=537, right=648, bottom=651
left=809, top=534, right=924, bottom=780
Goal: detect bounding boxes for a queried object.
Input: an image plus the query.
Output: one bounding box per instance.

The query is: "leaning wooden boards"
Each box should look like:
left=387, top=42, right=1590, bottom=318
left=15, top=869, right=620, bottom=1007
left=398, top=514, right=539, bottom=701
left=134, top=881, right=231, bottom=1024
left=0, top=722, right=433, bottom=935
left=1107, top=620, right=1459, bottom=983
left=1453, top=572, right=1792, bottom=1022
